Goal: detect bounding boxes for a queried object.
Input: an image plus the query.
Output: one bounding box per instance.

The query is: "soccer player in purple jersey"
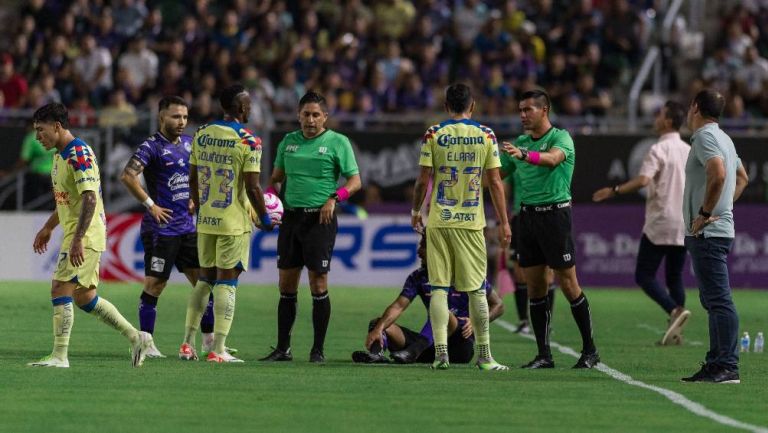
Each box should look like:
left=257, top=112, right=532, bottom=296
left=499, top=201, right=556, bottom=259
left=120, top=96, right=220, bottom=359
left=352, top=236, right=505, bottom=364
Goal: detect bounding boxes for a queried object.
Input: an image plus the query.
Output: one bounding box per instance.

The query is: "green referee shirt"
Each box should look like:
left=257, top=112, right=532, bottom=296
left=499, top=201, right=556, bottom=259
left=21, top=131, right=55, bottom=175
left=501, top=127, right=574, bottom=206
left=274, top=129, right=360, bottom=208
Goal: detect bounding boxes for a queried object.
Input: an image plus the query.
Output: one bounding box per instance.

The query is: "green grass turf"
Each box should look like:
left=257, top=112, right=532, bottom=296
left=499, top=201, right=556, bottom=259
left=1, top=281, right=767, bottom=433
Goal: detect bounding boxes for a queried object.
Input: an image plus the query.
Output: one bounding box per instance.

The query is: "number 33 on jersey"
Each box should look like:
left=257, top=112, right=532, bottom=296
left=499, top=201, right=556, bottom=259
left=419, top=119, right=501, bottom=230
left=190, top=120, right=262, bottom=235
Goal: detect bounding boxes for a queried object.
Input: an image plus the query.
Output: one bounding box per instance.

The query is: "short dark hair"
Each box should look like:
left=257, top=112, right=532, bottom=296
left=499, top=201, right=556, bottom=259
left=520, top=89, right=551, bottom=111
left=219, top=84, right=247, bottom=113
left=692, top=89, right=725, bottom=120
left=158, top=95, right=188, bottom=111
left=445, top=83, right=473, bottom=113
left=298, top=90, right=328, bottom=111
left=663, top=100, right=686, bottom=130
left=32, top=103, right=69, bottom=128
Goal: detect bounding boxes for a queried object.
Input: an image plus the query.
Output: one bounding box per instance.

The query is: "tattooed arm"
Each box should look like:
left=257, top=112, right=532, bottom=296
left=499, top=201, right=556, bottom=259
left=120, top=156, right=172, bottom=223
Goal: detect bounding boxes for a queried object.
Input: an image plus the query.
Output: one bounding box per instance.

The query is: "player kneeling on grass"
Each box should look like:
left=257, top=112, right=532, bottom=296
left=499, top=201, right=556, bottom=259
left=29, top=103, right=153, bottom=368
left=352, top=236, right=505, bottom=366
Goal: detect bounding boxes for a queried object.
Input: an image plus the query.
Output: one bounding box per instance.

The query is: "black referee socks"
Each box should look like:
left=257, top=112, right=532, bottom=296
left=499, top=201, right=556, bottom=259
left=312, top=291, right=331, bottom=353
left=529, top=296, right=552, bottom=357
left=277, top=293, right=297, bottom=351
left=514, top=284, right=528, bottom=321
left=569, top=294, right=596, bottom=354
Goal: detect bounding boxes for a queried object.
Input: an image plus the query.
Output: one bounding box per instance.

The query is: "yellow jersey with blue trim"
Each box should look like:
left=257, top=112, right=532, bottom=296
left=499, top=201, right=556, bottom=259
left=190, top=120, right=262, bottom=235
left=418, top=118, right=501, bottom=230
left=51, top=138, right=107, bottom=251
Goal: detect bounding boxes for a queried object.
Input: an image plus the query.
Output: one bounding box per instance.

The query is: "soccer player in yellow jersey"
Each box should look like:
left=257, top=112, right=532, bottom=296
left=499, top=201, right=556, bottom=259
left=411, top=83, right=511, bottom=370
left=185, top=84, right=275, bottom=363
left=29, top=103, right=153, bottom=368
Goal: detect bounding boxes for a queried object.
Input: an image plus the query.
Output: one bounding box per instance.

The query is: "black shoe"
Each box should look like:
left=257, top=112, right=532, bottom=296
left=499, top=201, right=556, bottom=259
left=681, top=363, right=710, bottom=382
left=309, top=348, right=325, bottom=363
left=514, top=320, right=530, bottom=334
left=521, top=355, right=555, bottom=369
left=573, top=351, right=600, bottom=369
left=259, top=347, right=292, bottom=361
left=682, top=363, right=740, bottom=384
left=352, top=350, right=389, bottom=364
left=390, top=349, right=416, bottom=364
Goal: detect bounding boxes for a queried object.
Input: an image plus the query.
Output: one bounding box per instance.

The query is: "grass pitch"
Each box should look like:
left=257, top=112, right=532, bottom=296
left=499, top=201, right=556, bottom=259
left=2, top=281, right=767, bottom=433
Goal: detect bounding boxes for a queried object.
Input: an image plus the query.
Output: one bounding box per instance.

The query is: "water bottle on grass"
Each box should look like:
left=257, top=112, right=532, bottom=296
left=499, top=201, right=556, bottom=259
left=755, top=332, right=764, bottom=353
left=740, top=332, right=750, bottom=353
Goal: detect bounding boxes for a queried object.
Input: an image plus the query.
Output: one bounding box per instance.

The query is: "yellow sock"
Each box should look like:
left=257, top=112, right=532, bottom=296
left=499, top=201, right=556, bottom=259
left=213, top=282, right=237, bottom=354
left=52, top=297, right=74, bottom=359
left=469, top=288, right=492, bottom=359
left=85, top=296, right=138, bottom=341
left=429, top=288, right=449, bottom=356
left=183, top=279, right=213, bottom=345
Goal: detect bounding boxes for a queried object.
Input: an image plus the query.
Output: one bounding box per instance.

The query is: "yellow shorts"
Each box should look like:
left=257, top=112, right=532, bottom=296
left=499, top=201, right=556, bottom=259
left=197, top=232, right=251, bottom=270
left=426, top=227, right=487, bottom=292
left=53, top=247, right=101, bottom=289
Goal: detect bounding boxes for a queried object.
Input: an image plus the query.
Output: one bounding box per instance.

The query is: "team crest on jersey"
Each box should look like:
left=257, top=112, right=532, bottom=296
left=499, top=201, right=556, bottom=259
left=318, top=146, right=327, bottom=154
left=67, top=145, right=94, bottom=172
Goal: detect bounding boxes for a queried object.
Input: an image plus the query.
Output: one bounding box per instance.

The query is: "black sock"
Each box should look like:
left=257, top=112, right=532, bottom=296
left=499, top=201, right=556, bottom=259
left=514, top=283, right=528, bottom=321
left=311, top=291, right=331, bottom=353
left=529, top=296, right=551, bottom=357
left=570, top=294, right=596, bottom=354
left=547, top=284, right=556, bottom=316
left=277, top=292, right=297, bottom=351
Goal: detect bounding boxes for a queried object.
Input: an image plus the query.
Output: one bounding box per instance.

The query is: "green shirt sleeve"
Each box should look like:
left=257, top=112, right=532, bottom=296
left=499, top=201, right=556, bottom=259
left=499, top=151, right=517, bottom=178
left=20, top=133, right=41, bottom=162
left=552, top=130, right=575, bottom=159
left=274, top=136, right=286, bottom=170
left=336, top=135, right=359, bottom=177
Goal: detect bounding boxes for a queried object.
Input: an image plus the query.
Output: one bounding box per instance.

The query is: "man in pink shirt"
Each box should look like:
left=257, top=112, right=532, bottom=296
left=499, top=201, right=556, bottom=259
left=593, top=101, right=691, bottom=345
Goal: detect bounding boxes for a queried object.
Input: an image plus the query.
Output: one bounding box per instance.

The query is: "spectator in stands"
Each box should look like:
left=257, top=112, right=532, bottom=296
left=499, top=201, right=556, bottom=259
left=0, top=53, right=28, bottom=108
left=73, top=34, right=113, bottom=106
left=99, top=89, right=138, bottom=128
left=735, top=45, right=768, bottom=109
left=702, top=45, right=741, bottom=95
left=118, top=36, right=159, bottom=97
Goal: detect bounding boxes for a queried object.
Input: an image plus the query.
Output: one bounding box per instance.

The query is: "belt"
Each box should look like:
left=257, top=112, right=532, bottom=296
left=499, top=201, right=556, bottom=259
left=285, top=207, right=322, bottom=213
left=520, top=201, right=571, bottom=213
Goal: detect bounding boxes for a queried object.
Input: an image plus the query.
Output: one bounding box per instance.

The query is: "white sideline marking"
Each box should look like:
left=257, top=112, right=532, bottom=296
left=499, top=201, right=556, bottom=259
left=495, top=319, right=768, bottom=433
left=636, top=323, right=704, bottom=346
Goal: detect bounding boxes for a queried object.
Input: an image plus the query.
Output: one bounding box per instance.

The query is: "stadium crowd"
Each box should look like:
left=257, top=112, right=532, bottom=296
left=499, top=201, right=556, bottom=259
left=0, top=0, right=656, bottom=129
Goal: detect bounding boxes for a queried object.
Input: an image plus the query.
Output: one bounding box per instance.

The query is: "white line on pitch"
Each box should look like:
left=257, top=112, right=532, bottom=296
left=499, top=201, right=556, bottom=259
left=636, top=323, right=704, bottom=346
left=495, top=319, right=768, bottom=433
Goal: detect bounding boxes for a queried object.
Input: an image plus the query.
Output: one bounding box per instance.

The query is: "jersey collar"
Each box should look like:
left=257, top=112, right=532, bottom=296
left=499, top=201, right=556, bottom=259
left=439, top=118, right=480, bottom=128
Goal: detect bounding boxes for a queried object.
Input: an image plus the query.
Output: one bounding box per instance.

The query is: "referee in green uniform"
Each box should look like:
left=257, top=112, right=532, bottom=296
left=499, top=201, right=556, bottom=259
left=260, top=91, right=361, bottom=363
left=502, top=89, right=599, bottom=369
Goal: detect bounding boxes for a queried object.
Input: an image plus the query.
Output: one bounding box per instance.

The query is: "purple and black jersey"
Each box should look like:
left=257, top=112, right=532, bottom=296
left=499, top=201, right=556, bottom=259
left=132, top=133, right=195, bottom=236
left=399, top=267, right=491, bottom=343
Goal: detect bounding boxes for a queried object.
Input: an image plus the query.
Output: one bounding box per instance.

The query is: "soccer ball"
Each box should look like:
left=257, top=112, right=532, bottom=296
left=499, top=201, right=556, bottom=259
left=264, top=192, right=284, bottom=223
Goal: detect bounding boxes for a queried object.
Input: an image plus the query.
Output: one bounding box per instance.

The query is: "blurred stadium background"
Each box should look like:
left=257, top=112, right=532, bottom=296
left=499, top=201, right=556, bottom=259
left=0, top=0, right=766, bottom=288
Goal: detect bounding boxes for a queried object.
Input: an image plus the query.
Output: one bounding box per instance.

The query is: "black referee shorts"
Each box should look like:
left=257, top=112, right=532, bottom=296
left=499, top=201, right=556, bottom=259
left=141, top=232, right=199, bottom=280
left=518, top=201, right=576, bottom=269
left=277, top=208, right=337, bottom=273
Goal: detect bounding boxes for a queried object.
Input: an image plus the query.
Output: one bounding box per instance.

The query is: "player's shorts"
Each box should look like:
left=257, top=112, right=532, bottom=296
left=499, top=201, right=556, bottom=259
left=277, top=208, right=337, bottom=273
left=426, top=227, right=487, bottom=292
left=519, top=201, right=576, bottom=269
left=141, top=232, right=199, bottom=280
left=197, top=232, right=251, bottom=270
left=53, top=247, right=101, bottom=289
left=399, top=326, right=475, bottom=364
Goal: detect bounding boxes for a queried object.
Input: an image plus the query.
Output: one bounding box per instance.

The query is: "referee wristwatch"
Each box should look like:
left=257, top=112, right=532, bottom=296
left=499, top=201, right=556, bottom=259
left=330, top=192, right=340, bottom=202
left=518, top=148, right=529, bottom=161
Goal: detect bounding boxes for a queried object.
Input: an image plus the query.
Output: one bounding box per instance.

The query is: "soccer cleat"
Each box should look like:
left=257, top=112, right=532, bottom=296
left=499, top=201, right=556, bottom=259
left=573, top=351, right=601, bottom=369
left=514, top=320, right=531, bottom=334
left=390, top=349, right=417, bottom=364
left=178, top=343, right=198, bottom=361
left=352, top=351, right=389, bottom=364
left=131, top=331, right=154, bottom=368
left=431, top=353, right=450, bottom=370
left=309, top=349, right=325, bottom=363
left=521, top=355, right=555, bottom=369
left=28, top=354, right=69, bottom=368
left=201, top=335, right=238, bottom=357
left=476, top=358, right=510, bottom=371
left=206, top=351, right=244, bottom=363
left=145, top=341, right=166, bottom=359
left=259, top=347, right=293, bottom=361
left=661, top=308, right=691, bottom=346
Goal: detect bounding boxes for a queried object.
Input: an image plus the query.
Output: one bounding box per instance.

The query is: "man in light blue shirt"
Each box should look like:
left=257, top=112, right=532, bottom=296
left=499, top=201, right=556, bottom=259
left=681, top=89, right=749, bottom=384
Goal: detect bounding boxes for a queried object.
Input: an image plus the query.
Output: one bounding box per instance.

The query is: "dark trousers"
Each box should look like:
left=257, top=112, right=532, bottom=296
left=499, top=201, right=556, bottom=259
left=634, top=234, right=687, bottom=314
left=685, top=236, right=738, bottom=371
